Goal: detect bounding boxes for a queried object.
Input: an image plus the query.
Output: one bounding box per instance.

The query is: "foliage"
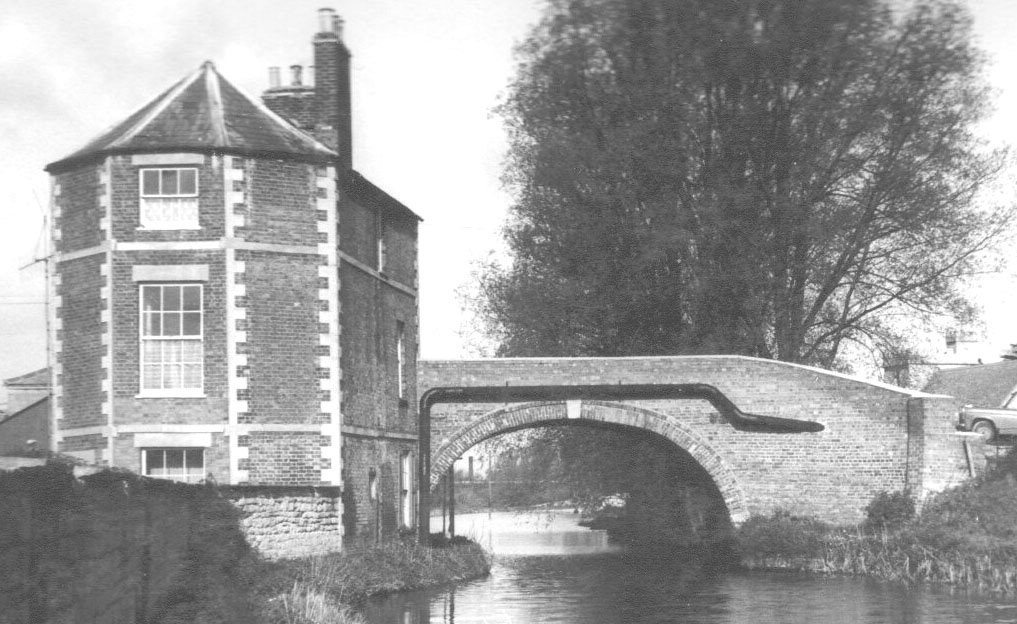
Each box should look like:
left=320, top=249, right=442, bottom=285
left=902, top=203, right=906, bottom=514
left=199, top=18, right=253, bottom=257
left=278, top=539, right=492, bottom=606
left=737, top=509, right=833, bottom=560
left=478, top=0, right=1013, bottom=368
left=738, top=452, right=1017, bottom=593
left=863, top=490, right=916, bottom=531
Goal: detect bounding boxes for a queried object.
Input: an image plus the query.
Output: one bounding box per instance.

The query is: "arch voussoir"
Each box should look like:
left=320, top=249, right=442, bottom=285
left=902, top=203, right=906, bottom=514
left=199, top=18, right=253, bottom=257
left=429, top=399, right=748, bottom=523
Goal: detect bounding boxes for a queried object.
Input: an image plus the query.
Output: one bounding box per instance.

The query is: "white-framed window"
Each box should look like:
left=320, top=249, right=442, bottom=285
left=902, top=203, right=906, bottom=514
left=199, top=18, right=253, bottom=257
left=400, top=451, right=414, bottom=528
left=377, top=211, right=388, bottom=273
left=140, top=283, right=203, bottom=396
left=139, top=167, right=199, bottom=229
left=396, top=321, right=406, bottom=400
left=142, top=448, right=205, bottom=483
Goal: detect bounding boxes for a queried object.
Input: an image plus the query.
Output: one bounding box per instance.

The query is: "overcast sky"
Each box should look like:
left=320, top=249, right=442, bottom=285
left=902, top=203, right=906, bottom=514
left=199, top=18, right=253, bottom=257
left=1, top=0, right=1015, bottom=404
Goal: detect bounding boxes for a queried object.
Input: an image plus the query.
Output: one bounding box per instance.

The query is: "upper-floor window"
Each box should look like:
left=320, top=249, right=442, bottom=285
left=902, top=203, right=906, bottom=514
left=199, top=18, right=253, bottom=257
left=140, top=283, right=203, bottom=395
left=377, top=211, right=388, bottom=273
left=139, top=168, right=199, bottom=230
left=396, top=321, right=406, bottom=400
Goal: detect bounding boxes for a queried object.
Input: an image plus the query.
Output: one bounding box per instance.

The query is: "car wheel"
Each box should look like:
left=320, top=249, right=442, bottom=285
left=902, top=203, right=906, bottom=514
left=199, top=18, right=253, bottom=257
left=972, top=420, right=996, bottom=443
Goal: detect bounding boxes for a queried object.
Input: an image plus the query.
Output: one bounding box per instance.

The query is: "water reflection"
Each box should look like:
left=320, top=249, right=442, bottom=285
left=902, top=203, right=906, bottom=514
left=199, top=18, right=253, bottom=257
left=364, top=511, right=1017, bottom=624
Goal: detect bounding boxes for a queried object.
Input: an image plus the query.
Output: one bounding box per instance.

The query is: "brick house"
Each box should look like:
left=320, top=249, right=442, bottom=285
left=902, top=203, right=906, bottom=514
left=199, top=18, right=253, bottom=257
left=43, top=9, right=420, bottom=552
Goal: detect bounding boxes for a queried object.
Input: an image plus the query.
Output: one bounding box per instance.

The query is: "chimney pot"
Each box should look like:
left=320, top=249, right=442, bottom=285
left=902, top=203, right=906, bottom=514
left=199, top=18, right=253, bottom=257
left=334, top=16, right=343, bottom=40
left=268, top=66, right=281, bottom=88
left=291, top=64, right=303, bottom=86
left=318, top=8, right=336, bottom=34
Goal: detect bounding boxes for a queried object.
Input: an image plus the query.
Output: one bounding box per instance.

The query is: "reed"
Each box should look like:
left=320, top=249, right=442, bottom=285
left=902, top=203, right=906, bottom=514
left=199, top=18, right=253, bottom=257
left=738, top=451, right=1017, bottom=594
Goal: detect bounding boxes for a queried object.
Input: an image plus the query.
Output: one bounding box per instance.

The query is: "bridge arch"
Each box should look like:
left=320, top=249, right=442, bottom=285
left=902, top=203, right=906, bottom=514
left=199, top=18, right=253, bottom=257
left=430, top=399, right=749, bottom=523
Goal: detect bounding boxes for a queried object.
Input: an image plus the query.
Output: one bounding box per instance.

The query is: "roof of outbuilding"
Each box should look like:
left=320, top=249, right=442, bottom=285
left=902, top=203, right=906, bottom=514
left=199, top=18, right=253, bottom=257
left=922, top=359, right=1017, bottom=408
left=46, top=61, right=336, bottom=172
left=3, top=367, right=50, bottom=388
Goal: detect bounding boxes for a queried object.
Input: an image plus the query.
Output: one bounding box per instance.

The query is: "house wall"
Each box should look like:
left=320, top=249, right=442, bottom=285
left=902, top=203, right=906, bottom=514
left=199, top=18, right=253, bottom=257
left=0, top=399, right=49, bottom=455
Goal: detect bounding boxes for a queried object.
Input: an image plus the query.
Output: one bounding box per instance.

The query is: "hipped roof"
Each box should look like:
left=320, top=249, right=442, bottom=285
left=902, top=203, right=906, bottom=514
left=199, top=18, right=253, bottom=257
left=46, top=61, right=336, bottom=172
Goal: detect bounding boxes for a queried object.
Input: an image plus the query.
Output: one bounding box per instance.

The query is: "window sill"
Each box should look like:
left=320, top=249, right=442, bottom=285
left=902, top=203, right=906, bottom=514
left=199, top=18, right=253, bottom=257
left=136, top=390, right=206, bottom=399
left=137, top=224, right=202, bottom=231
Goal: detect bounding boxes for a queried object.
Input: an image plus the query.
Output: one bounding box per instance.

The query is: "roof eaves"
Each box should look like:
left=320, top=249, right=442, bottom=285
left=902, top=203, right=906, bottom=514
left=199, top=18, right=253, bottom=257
left=347, top=170, right=422, bottom=222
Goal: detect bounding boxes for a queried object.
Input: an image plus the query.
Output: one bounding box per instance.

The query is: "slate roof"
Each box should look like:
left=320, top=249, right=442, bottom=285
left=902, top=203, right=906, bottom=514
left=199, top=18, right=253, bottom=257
left=46, top=61, right=336, bottom=173
left=4, top=367, right=50, bottom=388
left=922, top=359, right=1017, bottom=408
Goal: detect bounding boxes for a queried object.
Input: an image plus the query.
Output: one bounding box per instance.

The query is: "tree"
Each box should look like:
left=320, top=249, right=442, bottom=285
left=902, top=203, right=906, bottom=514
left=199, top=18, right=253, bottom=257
left=478, top=0, right=1013, bottom=368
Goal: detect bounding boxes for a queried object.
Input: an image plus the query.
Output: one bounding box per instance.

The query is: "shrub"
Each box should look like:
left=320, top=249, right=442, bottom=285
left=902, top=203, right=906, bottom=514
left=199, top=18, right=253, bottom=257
left=864, top=490, right=915, bottom=531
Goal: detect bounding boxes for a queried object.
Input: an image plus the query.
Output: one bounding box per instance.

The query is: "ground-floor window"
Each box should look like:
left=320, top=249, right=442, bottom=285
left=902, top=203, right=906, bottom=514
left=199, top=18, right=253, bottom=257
left=142, top=448, right=204, bottom=483
left=400, top=451, right=414, bottom=528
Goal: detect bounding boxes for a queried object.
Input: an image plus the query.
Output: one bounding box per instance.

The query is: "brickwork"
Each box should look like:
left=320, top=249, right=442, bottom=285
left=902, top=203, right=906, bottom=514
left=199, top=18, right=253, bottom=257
left=53, top=164, right=102, bottom=253
left=420, top=357, right=976, bottom=524
left=243, top=160, right=318, bottom=245
left=341, top=436, right=416, bottom=543
left=243, top=251, right=321, bottom=423
left=241, top=431, right=324, bottom=485
left=340, top=266, right=418, bottom=434
left=339, top=195, right=378, bottom=266
left=109, top=154, right=226, bottom=242
left=380, top=210, right=418, bottom=289
left=262, top=87, right=317, bottom=130
left=57, top=255, right=106, bottom=431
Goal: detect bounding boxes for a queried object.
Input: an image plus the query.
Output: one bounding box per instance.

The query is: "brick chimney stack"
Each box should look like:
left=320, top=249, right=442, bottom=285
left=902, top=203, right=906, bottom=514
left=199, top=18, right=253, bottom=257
left=313, top=8, right=352, bottom=171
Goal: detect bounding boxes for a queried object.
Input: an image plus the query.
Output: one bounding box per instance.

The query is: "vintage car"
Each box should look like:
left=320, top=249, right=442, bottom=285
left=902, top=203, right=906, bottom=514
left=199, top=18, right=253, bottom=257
left=958, top=405, right=1017, bottom=442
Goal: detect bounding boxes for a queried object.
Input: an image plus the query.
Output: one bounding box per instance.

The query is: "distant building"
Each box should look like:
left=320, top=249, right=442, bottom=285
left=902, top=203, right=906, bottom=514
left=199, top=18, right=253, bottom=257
left=42, top=9, right=420, bottom=550
left=3, top=368, right=49, bottom=414
left=923, top=359, right=1017, bottom=409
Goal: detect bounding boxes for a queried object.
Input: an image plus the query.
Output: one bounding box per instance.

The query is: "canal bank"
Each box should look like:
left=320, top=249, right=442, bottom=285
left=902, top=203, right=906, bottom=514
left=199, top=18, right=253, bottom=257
left=736, top=452, right=1017, bottom=595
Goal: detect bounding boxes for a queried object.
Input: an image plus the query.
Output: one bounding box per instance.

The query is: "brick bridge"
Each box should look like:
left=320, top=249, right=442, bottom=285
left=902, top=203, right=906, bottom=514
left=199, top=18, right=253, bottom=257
left=418, top=356, right=983, bottom=529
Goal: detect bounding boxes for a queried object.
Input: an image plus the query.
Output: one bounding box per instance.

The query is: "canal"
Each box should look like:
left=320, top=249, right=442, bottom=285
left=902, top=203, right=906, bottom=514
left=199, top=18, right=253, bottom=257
left=364, top=510, right=1017, bottom=624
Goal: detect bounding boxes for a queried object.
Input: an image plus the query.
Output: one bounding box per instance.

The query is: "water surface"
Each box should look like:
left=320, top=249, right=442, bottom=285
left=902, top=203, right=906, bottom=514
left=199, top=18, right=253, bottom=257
left=365, top=511, right=1017, bottom=623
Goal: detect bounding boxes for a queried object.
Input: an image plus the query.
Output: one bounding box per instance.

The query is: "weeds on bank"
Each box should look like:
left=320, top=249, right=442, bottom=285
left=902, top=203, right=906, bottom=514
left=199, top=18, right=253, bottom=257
left=737, top=451, right=1017, bottom=593
left=263, top=537, right=492, bottom=624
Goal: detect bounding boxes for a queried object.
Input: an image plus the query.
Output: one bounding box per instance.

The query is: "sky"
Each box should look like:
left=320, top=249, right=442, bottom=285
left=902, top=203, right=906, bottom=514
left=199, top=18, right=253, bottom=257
left=0, top=0, right=1015, bottom=405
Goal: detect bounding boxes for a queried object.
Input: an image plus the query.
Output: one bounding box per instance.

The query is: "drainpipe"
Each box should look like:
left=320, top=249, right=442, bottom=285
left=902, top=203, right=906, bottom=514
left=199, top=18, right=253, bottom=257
left=416, top=383, right=825, bottom=544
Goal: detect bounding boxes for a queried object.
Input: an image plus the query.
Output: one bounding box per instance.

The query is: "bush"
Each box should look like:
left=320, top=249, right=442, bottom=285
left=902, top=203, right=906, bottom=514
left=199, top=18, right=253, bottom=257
left=737, top=509, right=831, bottom=560
left=864, top=490, right=915, bottom=531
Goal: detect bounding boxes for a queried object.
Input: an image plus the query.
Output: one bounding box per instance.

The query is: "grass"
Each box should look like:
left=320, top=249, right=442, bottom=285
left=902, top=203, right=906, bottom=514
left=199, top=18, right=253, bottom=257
left=736, top=451, right=1017, bottom=593
left=236, top=537, right=491, bottom=624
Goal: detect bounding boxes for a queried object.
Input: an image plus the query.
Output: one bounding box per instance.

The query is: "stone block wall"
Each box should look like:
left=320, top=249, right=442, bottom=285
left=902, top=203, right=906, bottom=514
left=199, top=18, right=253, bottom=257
left=227, top=486, right=342, bottom=559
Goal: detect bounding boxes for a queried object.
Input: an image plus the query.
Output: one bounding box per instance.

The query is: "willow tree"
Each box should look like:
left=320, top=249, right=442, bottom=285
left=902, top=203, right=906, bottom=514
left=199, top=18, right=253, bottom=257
left=480, top=0, right=1011, bottom=367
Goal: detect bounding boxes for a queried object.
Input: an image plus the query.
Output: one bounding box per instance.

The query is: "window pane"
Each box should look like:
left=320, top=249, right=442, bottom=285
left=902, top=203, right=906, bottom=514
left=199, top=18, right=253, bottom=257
left=166, top=363, right=184, bottom=388
left=179, top=169, right=197, bottom=195
left=163, top=312, right=181, bottom=336
left=144, top=449, right=164, bottom=474
left=182, top=312, right=200, bottom=336
left=142, top=170, right=160, bottom=195
left=165, top=449, right=184, bottom=473
left=183, top=363, right=202, bottom=388
left=142, top=285, right=161, bottom=312
left=142, top=312, right=161, bottom=337
left=182, top=285, right=200, bottom=311
left=161, top=169, right=179, bottom=195
left=142, top=363, right=162, bottom=390
left=185, top=449, right=203, bottom=471
left=164, top=286, right=181, bottom=311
